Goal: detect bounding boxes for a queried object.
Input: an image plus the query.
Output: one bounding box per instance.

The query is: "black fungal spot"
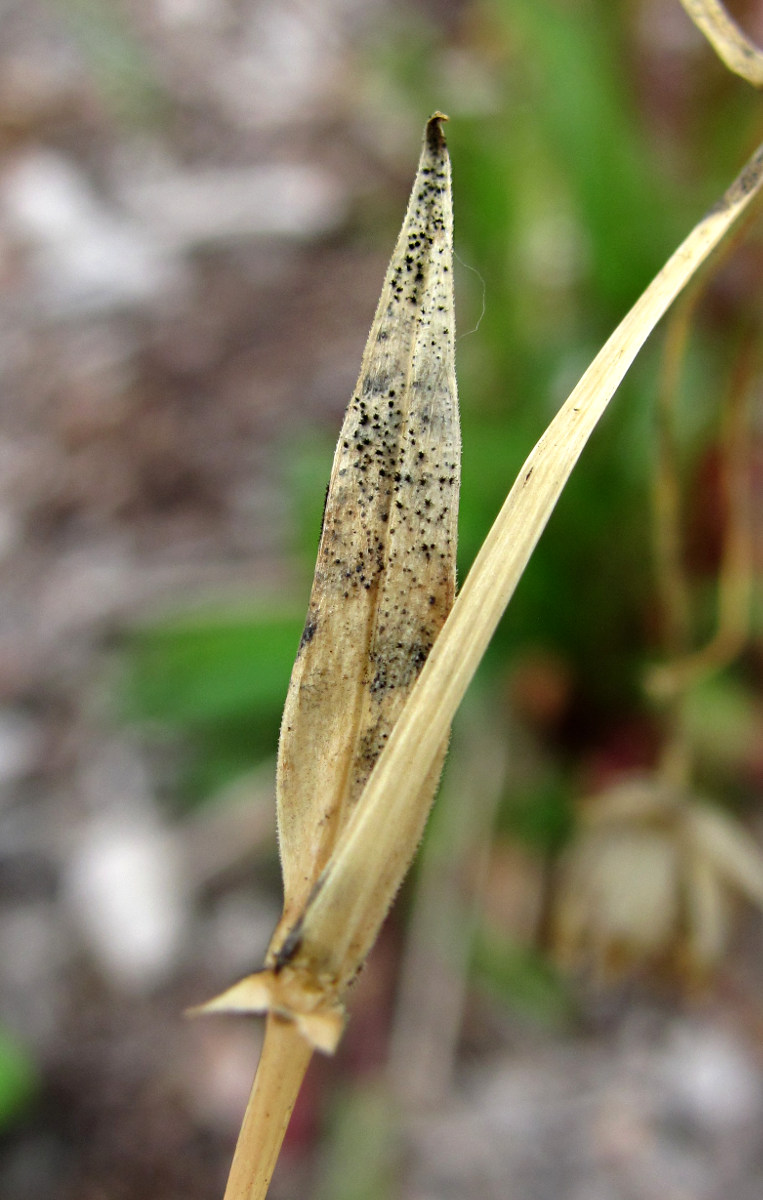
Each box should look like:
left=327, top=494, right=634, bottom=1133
left=274, top=922, right=304, bottom=971
left=412, top=643, right=430, bottom=667
left=319, top=482, right=330, bottom=539
left=299, top=616, right=318, bottom=649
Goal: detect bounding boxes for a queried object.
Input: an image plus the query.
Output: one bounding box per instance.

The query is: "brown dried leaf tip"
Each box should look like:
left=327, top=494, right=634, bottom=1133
left=198, top=113, right=460, bottom=1052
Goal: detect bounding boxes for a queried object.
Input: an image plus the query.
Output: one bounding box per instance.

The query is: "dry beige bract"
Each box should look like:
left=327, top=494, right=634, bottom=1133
left=199, top=114, right=459, bottom=1052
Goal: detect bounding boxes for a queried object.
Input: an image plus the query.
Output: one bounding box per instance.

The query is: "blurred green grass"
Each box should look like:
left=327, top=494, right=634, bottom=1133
left=0, top=1027, right=37, bottom=1131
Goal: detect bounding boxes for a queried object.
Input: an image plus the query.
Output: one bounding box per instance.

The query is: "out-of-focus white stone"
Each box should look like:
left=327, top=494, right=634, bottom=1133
left=65, top=743, right=188, bottom=991
left=660, top=1023, right=763, bottom=1131
left=0, top=149, right=184, bottom=315
left=121, top=162, right=347, bottom=247
left=156, top=0, right=222, bottom=26
left=66, top=806, right=187, bottom=991
left=210, top=1, right=329, bottom=127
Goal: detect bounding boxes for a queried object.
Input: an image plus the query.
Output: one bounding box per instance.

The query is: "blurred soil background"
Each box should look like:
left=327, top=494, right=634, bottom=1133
left=1, top=1, right=763, bottom=1197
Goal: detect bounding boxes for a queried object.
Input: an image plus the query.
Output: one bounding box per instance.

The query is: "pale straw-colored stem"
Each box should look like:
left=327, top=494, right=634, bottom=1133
left=223, top=1014, right=313, bottom=1200
left=679, top=0, right=763, bottom=87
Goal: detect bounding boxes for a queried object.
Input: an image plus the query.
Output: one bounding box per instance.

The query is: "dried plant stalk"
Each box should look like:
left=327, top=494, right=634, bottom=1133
left=679, top=0, right=763, bottom=86
left=203, top=119, right=763, bottom=1200
left=221, top=1014, right=312, bottom=1200
left=199, top=114, right=458, bottom=1200
left=282, top=139, right=763, bottom=1001
left=201, top=112, right=459, bottom=1052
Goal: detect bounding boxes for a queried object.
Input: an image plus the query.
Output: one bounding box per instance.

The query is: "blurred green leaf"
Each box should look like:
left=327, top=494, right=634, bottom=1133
left=682, top=672, right=761, bottom=778
left=122, top=609, right=303, bottom=804
left=493, top=0, right=678, bottom=307
left=497, top=777, right=575, bottom=854
left=471, top=923, right=572, bottom=1025
left=124, top=610, right=302, bottom=727
left=0, top=1027, right=37, bottom=1130
left=315, top=1084, right=397, bottom=1200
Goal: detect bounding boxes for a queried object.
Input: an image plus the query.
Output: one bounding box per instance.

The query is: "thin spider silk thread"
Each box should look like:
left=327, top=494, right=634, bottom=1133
left=454, top=249, right=486, bottom=340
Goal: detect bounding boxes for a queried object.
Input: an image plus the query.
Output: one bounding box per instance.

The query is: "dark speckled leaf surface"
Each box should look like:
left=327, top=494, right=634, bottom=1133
left=271, top=115, right=460, bottom=953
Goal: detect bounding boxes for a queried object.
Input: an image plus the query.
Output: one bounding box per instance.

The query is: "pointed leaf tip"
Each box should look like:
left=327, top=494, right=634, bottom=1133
left=426, top=112, right=449, bottom=151
left=185, top=972, right=273, bottom=1019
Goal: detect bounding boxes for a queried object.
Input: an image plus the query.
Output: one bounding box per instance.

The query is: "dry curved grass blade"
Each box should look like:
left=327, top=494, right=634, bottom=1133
left=284, top=138, right=763, bottom=1001
left=680, top=0, right=763, bottom=86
